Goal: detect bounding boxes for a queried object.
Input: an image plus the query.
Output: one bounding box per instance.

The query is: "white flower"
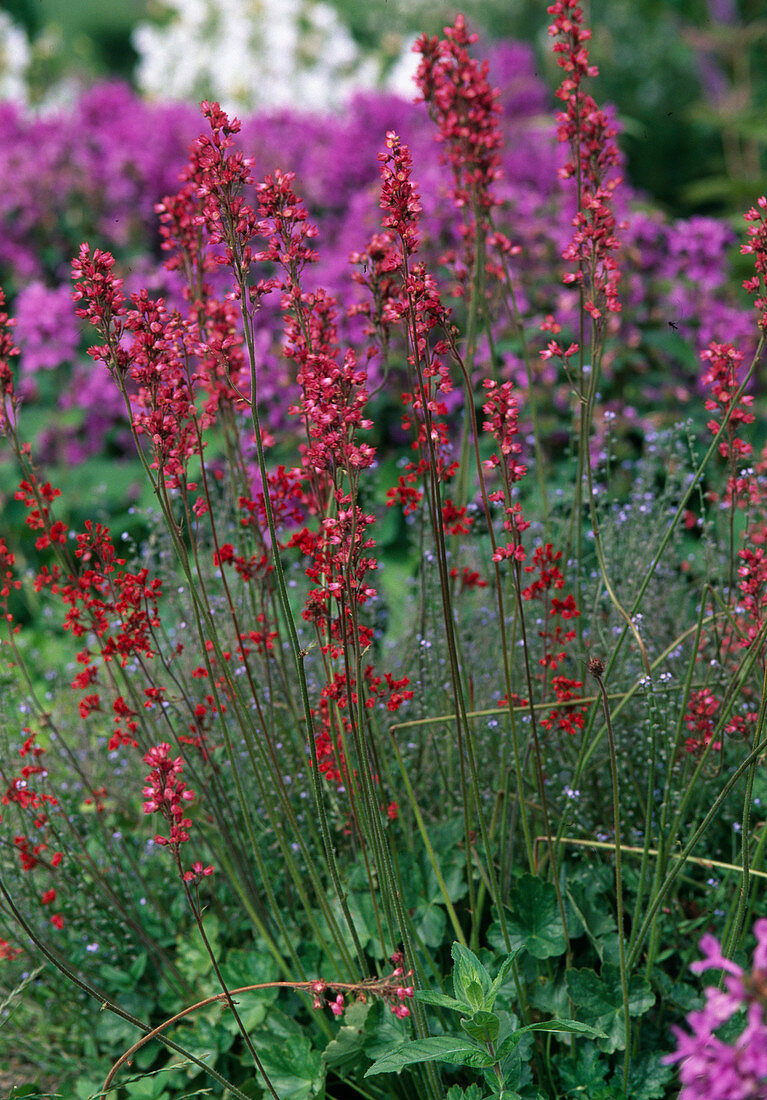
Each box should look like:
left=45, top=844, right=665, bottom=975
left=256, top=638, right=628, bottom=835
left=0, top=11, right=30, bottom=104
left=132, top=0, right=410, bottom=113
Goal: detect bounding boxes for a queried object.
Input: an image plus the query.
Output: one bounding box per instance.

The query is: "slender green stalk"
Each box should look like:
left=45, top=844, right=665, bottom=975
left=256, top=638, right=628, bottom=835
left=488, top=212, right=549, bottom=521
left=723, top=658, right=767, bottom=958
left=589, top=658, right=630, bottom=1089
left=387, top=729, right=467, bottom=945
left=627, top=729, right=767, bottom=970
left=181, top=874, right=281, bottom=1099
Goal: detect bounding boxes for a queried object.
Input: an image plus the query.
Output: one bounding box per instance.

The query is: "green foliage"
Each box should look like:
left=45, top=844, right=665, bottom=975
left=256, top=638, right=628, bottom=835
left=367, top=942, right=605, bottom=1096
left=566, top=966, right=655, bottom=1054
left=503, top=876, right=567, bottom=960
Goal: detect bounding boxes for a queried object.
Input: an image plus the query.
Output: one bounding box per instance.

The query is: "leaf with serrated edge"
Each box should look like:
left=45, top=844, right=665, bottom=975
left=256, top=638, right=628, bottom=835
left=452, top=942, right=492, bottom=1002
left=507, top=875, right=566, bottom=959
left=364, top=1036, right=493, bottom=1077
left=460, top=1009, right=500, bottom=1043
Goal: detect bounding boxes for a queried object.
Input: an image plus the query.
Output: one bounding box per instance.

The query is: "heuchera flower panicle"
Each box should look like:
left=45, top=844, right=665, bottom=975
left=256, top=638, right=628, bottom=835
left=548, top=0, right=623, bottom=321
left=0, top=286, right=20, bottom=435
left=414, top=16, right=516, bottom=299
left=742, top=196, right=767, bottom=332
left=700, top=341, right=756, bottom=510
left=414, top=15, right=503, bottom=220
left=141, top=743, right=213, bottom=882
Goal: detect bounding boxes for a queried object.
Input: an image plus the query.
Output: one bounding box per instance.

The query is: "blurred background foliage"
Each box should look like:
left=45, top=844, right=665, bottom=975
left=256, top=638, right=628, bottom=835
left=0, top=0, right=765, bottom=217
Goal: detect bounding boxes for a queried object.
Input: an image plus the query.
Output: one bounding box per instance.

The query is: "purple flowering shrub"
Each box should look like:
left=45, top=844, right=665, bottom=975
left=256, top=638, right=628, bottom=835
left=664, top=920, right=767, bottom=1099
left=0, top=42, right=755, bottom=467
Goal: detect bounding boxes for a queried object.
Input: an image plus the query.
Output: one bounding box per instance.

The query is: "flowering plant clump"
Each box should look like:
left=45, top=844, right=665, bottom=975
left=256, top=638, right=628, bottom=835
left=0, top=40, right=755, bottom=470
left=0, top=6, right=766, bottom=1099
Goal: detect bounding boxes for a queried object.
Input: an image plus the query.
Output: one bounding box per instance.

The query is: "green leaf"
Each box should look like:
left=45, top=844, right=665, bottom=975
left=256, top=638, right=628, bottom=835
left=98, top=961, right=138, bottom=993
left=460, top=1010, right=500, bottom=1043
left=129, top=952, right=148, bottom=983
left=414, top=989, right=466, bottom=1011
left=452, top=942, right=492, bottom=1006
left=494, top=1021, right=536, bottom=1066
left=323, top=1001, right=372, bottom=1071
left=219, top=990, right=271, bottom=1033
left=496, top=1031, right=526, bottom=1060
left=220, top=946, right=279, bottom=993
left=124, top=1073, right=170, bottom=1100
left=256, top=1032, right=325, bottom=1099
left=567, top=878, right=615, bottom=932
left=557, top=1043, right=611, bottom=1097
left=566, top=967, right=655, bottom=1053
left=529, top=973, right=570, bottom=1018
left=487, top=949, right=523, bottom=1009
left=652, top=970, right=700, bottom=1013
left=176, top=917, right=220, bottom=982
left=175, top=1011, right=233, bottom=1065
left=446, top=1086, right=487, bottom=1100
left=365, top=1037, right=494, bottom=1077
left=94, top=1009, right=142, bottom=1049
left=517, top=1018, right=606, bottom=1040
left=417, top=900, right=448, bottom=947
left=622, top=1051, right=674, bottom=1099
left=361, top=1000, right=410, bottom=1060
left=506, top=875, right=567, bottom=959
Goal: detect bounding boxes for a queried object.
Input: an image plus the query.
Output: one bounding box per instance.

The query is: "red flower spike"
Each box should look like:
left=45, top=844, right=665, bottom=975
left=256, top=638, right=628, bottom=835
left=684, top=688, right=722, bottom=756
left=414, top=16, right=504, bottom=221
left=700, top=341, right=756, bottom=510
left=742, top=196, right=767, bottom=331
left=142, top=743, right=199, bottom=851
left=548, top=0, right=623, bottom=320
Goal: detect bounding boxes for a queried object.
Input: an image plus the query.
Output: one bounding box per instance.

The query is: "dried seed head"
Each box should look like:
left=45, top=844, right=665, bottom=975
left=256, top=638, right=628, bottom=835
left=588, top=655, right=604, bottom=678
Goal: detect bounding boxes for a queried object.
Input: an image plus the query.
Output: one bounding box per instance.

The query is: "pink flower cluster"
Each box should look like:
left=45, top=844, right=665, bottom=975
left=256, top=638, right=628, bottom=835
left=548, top=0, right=623, bottom=321
left=664, top=920, right=767, bottom=1098
left=742, top=195, right=767, bottom=332
left=141, top=744, right=212, bottom=882
left=309, top=953, right=415, bottom=1019
left=683, top=686, right=722, bottom=757
left=414, top=14, right=503, bottom=220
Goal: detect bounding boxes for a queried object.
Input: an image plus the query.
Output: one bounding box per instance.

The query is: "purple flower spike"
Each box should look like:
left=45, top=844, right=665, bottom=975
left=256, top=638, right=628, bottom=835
left=663, top=921, right=767, bottom=1099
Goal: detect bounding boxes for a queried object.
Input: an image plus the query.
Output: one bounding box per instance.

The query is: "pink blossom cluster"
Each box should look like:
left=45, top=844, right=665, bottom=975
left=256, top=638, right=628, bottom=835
left=309, top=953, right=415, bottom=1019
left=141, top=744, right=213, bottom=885
left=664, top=920, right=767, bottom=1098
left=742, top=196, right=767, bottom=332
left=548, top=0, right=623, bottom=321
left=414, top=14, right=503, bottom=219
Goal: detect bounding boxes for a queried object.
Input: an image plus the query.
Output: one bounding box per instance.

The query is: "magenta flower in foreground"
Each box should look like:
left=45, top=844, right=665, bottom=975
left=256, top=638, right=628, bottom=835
left=663, top=919, right=767, bottom=1098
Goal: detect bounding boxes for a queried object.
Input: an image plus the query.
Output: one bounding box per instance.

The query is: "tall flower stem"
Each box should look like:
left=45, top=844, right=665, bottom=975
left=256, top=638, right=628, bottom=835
left=209, top=182, right=369, bottom=974
left=627, top=729, right=767, bottom=971
left=181, top=872, right=281, bottom=1099
left=723, top=657, right=767, bottom=958
left=589, top=657, right=630, bottom=1089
